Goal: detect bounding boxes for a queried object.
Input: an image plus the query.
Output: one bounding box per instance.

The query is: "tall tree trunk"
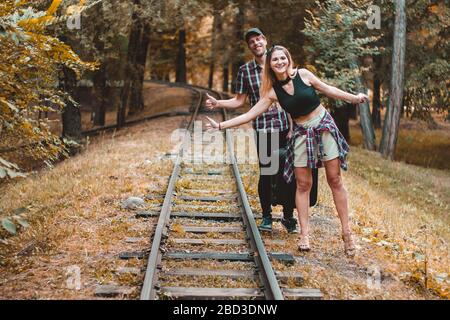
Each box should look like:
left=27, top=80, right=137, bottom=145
left=231, top=2, right=245, bottom=94
left=350, top=59, right=376, bottom=150
left=331, top=105, right=351, bottom=143
left=372, top=55, right=382, bottom=129
left=372, top=78, right=382, bottom=129
left=208, top=63, right=214, bottom=89
left=93, top=66, right=106, bottom=126
left=358, top=95, right=376, bottom=150
left=380, top=0, right=406, bottom=159
left=128, top=22, right=150, bottom=116
left=92, top=2, right=106, bottom=126
left=176, top=28, right=187, bottom=83
left=62, top=99, right=82, bottom=142
left=117, top=0, right=141, bottom=128
left=290, top=10, right=307, bottom=66
left=222, top=65, right=229, bottom=92
left=117, top=81, right=130, bottom=128
left=208, top=62, right=214, bottom=89
left=61, top=68, right=82, bottom=142
left=208, top=10, right=221, bottom=89
left=216, top=9, right=228, bottom=92
left=58, top=33, right=82, bottom=142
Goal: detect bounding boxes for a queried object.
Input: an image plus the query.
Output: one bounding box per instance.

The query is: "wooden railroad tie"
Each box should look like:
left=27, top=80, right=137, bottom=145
left=157, top=287, right=323, bottom=300
left=135, top=210, right=283, bottom=221
left=119, top=250, right=295, bottom=264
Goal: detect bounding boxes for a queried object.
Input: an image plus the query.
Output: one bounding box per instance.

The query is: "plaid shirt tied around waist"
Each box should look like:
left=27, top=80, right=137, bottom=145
left=283, top=110, right=350, bottom=183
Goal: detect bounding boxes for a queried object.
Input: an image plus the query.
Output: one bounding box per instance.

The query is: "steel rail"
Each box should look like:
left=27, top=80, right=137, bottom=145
left=140, top=88, right=204, bottom=300
left=222, top=108, right=284, bottom=300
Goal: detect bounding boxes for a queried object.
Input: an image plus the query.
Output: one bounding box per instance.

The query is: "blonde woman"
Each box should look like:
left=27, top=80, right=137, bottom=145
left=205, top=45, right=368, bottom=256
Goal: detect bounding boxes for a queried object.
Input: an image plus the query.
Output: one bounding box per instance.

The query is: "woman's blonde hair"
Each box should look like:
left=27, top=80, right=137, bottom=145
left=260, top=45, right=295, bottom=98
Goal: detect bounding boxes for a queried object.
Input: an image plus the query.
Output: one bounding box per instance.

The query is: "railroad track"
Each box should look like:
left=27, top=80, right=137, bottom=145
left=136, top=86, right=323, bottom=300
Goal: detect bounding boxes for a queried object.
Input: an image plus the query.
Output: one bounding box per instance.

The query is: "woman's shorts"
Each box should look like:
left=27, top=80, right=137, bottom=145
left=294, top=109, right=340, bottom=168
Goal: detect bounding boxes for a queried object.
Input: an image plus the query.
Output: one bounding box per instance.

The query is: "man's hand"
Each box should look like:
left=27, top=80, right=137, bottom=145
left=205, top=93, right=219, bottom=109
left=353, top=93, right=369, bottom=104
left=205, top=116, right=220, bottom=131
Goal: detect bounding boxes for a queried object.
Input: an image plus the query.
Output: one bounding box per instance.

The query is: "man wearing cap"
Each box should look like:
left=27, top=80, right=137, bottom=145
left=206, top=28, right=318, bottom=233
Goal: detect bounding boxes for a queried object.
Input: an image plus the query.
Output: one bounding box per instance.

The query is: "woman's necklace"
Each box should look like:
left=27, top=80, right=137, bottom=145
left=277, top=76, right=292, bottom=86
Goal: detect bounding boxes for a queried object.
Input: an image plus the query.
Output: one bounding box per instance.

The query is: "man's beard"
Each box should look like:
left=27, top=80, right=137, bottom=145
left=254, top=50, right=266, bottom=58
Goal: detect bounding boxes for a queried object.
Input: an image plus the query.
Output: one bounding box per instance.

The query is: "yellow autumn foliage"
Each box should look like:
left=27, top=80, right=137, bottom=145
left=0, top=0, right=97, bottom=178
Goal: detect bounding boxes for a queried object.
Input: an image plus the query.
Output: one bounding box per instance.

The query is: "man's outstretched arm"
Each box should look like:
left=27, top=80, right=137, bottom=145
left=205, top=93, right=247, bottom=110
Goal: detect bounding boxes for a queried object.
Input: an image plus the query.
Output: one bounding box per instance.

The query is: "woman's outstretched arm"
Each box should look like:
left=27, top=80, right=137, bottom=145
left=205, top=91, right=276, bottom=130
left=300, top=69, right=368, bottom=104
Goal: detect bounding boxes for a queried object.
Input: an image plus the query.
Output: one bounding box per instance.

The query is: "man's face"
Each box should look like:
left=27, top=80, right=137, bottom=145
left=247, top=34, right=267, bottom=58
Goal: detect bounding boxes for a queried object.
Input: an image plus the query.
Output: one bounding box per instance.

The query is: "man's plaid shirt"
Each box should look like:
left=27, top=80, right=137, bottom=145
left=235, top=60, right=289, bottom=132
left=283, top=110, right=350, bottom=183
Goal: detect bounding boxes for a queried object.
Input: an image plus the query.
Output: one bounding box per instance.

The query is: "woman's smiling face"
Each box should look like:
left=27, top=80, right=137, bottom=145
left=270, top=50, right=289, bottom=75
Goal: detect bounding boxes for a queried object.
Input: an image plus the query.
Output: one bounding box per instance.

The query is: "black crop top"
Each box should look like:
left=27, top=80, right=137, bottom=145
left=273, top=70, right=321, bottom=118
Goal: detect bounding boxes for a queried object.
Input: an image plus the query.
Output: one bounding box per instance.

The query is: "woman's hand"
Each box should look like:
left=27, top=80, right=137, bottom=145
left=205, top=116, right=220, bottom=131
left=286, top=130, right=293, bottom=140
left=353, top=93, right=369, bottom=104
left=205, top=93, right=219, bottom=110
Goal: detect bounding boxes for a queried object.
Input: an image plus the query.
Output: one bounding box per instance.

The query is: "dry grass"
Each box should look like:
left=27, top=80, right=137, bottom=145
left=349, top=118, right=450, bottom=170
left=0, top=115, right=186, bottom=299
left=344, top=147, right=449, bottom=298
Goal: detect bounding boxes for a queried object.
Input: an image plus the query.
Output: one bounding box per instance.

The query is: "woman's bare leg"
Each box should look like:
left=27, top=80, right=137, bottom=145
left=323, top=158, right=351, bottom=234
left=294, top=167, right=312, bottom=240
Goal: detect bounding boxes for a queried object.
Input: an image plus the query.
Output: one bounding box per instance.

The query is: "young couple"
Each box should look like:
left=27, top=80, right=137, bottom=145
left=205, top=28, right=367, bottom=256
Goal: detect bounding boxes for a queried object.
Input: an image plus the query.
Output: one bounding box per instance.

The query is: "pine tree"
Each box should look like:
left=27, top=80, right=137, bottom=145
left=303, top=0, right=380, bottom=149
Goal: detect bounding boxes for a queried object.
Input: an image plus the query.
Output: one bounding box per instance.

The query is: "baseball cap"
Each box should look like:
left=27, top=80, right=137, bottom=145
left=244, top=27, right=264, bottom=43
